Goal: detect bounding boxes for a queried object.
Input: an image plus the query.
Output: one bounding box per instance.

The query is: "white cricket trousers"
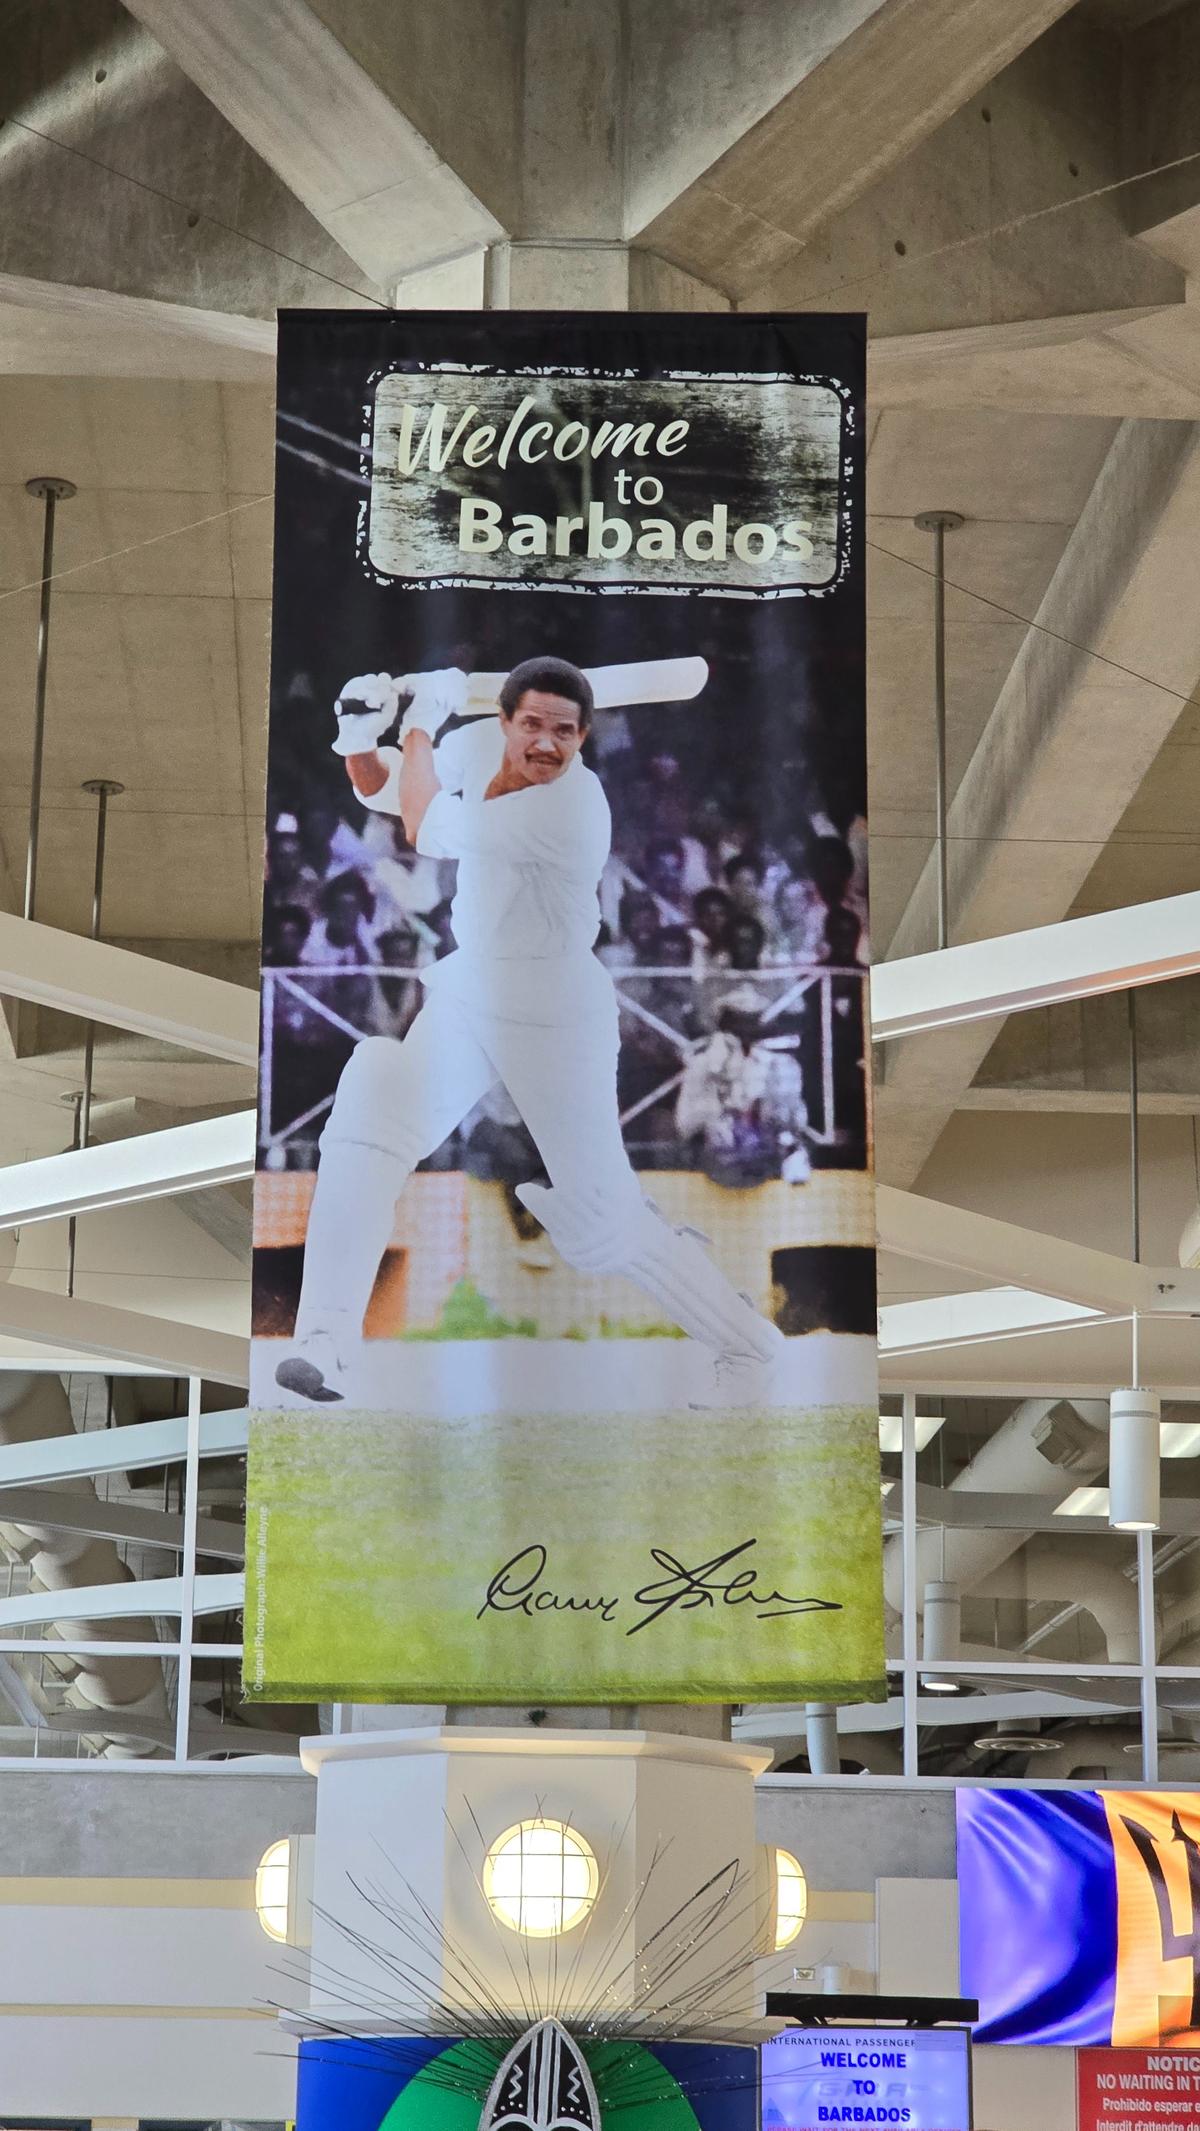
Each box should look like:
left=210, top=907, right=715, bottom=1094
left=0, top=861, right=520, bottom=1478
left=293, top=983, right=781, bottom=1363
left=295, top=985, right=633, bottom=1335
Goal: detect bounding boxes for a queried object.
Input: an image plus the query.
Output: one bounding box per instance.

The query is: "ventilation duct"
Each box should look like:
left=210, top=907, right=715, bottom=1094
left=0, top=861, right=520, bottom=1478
left=0, top=1373, right=168, bottom=1756
left=881, top=1398, right=1108, bottom=1622
left=972, top=1537, right=1140, bottom=1664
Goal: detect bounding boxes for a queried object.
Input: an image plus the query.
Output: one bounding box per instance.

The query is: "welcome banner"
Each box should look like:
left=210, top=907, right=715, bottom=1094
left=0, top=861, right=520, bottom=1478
left=246, top=311, right=882, bottom=1705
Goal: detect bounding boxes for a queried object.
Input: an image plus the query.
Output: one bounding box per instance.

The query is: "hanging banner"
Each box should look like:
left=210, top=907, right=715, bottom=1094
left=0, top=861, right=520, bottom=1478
left=247, top=310, right=881, bottom=1705
left=959, top=1789, right=1200, bottom=2047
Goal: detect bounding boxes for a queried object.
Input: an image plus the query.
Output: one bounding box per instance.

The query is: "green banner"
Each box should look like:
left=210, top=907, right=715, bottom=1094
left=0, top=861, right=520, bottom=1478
left=246, top=1399, right=882, bottom=1703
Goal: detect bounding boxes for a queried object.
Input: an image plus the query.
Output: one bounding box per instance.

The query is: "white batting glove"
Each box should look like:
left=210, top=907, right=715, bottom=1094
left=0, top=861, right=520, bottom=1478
left=331, top=672, right=402, bottom=756
left=398, top=667, right=469, bottom=740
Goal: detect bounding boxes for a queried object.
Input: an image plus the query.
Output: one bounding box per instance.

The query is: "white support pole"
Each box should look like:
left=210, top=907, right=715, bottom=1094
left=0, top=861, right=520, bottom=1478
left=1137, top=1526, right=1159, bottom=1786
left=901, top=1389, right=919, bottom=1780
left=175, top=1375, right=202, bottom=1763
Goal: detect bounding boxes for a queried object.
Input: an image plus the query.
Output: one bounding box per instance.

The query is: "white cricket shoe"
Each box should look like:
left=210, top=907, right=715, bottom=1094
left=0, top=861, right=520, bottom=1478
left=274, top=1330, right=349, bottom=1404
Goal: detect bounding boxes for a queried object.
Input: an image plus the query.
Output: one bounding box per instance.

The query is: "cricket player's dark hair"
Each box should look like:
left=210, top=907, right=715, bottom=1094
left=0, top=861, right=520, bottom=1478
left=499, top=656, right=594, bottom=730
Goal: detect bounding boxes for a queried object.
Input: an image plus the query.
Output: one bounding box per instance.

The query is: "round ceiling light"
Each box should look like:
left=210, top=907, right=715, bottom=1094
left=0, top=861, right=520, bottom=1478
left=971, top=1732, right=1059, bottom=1754
left=483, top=1819, right=598, bottom=1938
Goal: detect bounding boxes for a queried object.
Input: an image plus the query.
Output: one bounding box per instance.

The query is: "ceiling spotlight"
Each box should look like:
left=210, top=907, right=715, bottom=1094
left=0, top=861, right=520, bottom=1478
left=921, top=1676, right=964, bottom=1696
left=972, top=1732, right=1059, bottom=1754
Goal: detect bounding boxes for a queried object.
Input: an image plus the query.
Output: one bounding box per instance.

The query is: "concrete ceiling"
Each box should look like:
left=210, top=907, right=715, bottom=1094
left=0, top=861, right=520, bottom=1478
left=0, top=0, right=1196, bottom=1382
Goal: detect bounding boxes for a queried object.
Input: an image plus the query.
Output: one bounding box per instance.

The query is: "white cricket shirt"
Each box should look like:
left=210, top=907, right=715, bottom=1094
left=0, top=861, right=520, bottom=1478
left=362, top=719, right=613, bottom=1025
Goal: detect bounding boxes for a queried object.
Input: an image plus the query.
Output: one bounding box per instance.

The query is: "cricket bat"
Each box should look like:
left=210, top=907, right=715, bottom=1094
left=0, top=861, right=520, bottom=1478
left=455, top=655, right=709, bottom=715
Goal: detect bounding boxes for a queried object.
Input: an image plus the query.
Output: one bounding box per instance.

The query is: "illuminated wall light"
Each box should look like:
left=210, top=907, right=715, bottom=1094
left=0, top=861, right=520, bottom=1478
left=773, top=1848, right=808, bottom=1949
left=255, top=1837, right=291, bottom=1943
left=878, top=1414, right=943, bottom=1453
left=483, top=1819, right=598, bottom=1938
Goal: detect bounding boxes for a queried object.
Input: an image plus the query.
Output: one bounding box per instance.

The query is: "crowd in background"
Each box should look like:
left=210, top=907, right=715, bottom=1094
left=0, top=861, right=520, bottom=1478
left=261, top=709, right=869, bottom=1183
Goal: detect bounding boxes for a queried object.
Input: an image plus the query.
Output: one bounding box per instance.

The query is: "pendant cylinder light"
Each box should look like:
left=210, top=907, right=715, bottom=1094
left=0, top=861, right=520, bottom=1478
left=1109, top=1387, right=1161, bottom=1531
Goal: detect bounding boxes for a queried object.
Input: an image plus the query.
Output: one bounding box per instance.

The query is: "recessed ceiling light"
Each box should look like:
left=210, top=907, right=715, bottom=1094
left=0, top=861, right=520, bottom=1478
left=878, top=1413, right=944, bottom=1453
left=972, top=1732, right=1059, bottom=1753
left=1121, top=1738, right=1199, bottom=1756
left=1162, top=1420, right=1200, bottom=1458
left=1055, top=1485, right=1110, bottom=1517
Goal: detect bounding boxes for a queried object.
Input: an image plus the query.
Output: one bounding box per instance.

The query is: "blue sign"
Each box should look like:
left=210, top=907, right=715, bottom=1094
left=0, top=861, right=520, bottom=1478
left=760, top=2027, right=971, bottom=2129
left=296, top=2034, right=758, bottom=2131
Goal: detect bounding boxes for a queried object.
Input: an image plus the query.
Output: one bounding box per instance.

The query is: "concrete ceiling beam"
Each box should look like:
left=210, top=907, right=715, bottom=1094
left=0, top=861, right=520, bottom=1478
left=122, top=0, right=505, bottom=285
left=878, top=416, right=1200, bottom=1185
left=631, top=0, right=1081, bottom=298
left=0, top=273, right=274, bottom=381
left=870, top=302, right=1200, bottom=420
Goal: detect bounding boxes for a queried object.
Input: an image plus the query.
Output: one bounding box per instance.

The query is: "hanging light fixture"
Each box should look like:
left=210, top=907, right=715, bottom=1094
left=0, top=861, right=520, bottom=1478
left=1109, top=1388, right=1161, bottom=1531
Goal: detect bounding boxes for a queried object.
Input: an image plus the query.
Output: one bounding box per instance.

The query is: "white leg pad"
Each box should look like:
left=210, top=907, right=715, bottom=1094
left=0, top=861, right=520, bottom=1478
left=518, top=1182, right=783, bottom=1362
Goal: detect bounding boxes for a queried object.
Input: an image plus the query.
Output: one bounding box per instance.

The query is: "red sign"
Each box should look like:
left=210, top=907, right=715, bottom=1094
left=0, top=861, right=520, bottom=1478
left=1080, top=2049, right=1200, bottom=2130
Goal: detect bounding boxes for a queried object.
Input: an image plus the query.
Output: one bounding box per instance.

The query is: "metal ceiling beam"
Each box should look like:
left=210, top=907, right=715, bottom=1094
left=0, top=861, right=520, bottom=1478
left=0, top=1572, right=243, bottom=1630
left=0, top=1705, right=299, bottom=1755
left=0, top=1288, right=249, bottom=1385
left=879, top=1286, right=1107, bottom=1352
left=871, top=890, right=1200, bottom=1042
left=0, top=1111, right=257, bottom=1229
left=908, top=1482, right=1200, bottom=1537
left=0, top=912, right=257, bottom=1065
left=0, top=1485, right=243, bottom=1560
left=0, top=1409, right=248, bottom=1489
left=0, top=886, right=1189, bottom=1235
left=876, top=1182, right=1200, bottom=1314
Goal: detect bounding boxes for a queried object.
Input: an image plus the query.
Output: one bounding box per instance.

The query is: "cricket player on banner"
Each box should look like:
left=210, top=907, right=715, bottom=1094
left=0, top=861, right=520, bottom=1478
left=248, top=312, right=883, bottom=1707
